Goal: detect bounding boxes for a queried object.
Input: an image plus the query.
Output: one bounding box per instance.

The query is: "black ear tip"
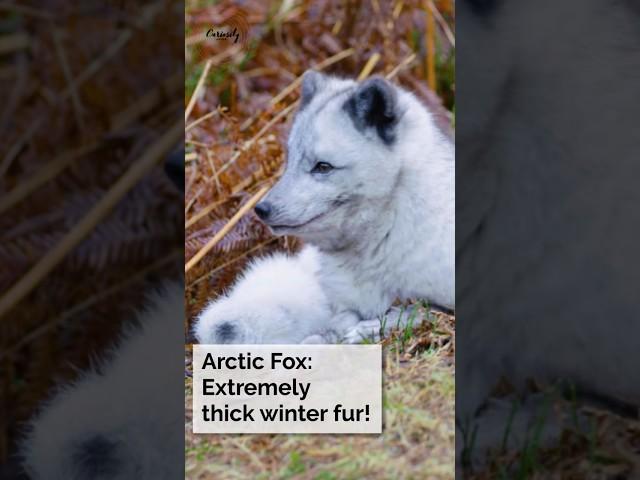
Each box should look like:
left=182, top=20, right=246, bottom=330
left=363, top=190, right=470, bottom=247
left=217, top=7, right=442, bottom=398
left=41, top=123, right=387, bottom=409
left=344, top=76, right=399, bottom=145
left=360, top=76, right=393, bottom=93
left=361, top=76, right=391, bottom=89
left=356, top=76, right=394, bottom=106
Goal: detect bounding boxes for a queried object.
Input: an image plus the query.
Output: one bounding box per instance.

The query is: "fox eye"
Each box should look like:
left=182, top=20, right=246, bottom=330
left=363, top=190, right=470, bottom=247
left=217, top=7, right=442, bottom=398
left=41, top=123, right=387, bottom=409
left=311, top=161, right=334, bottom=174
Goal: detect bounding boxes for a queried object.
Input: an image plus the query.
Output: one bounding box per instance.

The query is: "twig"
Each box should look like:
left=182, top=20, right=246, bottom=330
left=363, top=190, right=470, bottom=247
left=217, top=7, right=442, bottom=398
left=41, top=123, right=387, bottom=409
left=52, top=27, right=84, bottom=133
left=189, top=238, right=278, bottom=287
left=216, top=101, right=297, bottom=180
left=239, top=48, right=355, bottom=131
left=67, top=29, right=133, bottom=99
left=185, top=59, right=212, bottom=122
left=185, top=185, right=270, bottom=273
left=110, top=70, right=182, bottom=132
left=185, top=185, right=204, bottom=214
left=0, top=142, right=100, bottom=215
left=332, top=20, right=343, bottom=35
left=205, top=149, right=221, bottom=195
left=0, top=250, right=182, bottom=361
left=0, top=120, right=183, bottom=320
left=0, top=28, right=134, bottom=176
left=270, top=48, right=355, bottom=105
left=185, top=196, right=227, bottom=230
left=185, top=139, right=211, bottom=148
left=185, top=167, right=260, bottom=230
left=185, top=158, right=199, bottom=197
left=185, top=32, right=204, bottom=46
left=428, top=0, right=455, bottom=48
left=392, top=0, right=404, bottom=19
left=425, top=0, right=436, bottom=91
left=386, top=52, right=416, bottom=80
left=0, top=117, right=42, bottom=177
left=186, top=109, right=219, bottom=132
left=230, top=438, right=268, bottom=472
left=357, top=52, right=381, bottom=81
left=209, top=44, right=242, bottom=66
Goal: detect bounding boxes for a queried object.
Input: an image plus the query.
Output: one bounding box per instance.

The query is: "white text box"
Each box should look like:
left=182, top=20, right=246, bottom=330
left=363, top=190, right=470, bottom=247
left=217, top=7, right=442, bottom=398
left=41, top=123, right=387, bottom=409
left=193, top=345, right=382, bottom=434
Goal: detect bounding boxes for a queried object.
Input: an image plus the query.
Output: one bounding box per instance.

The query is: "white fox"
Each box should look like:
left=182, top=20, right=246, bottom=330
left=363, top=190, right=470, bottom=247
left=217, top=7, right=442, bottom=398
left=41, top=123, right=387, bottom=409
left=254, top=71, right=454, bottom=337
left=195, top=73, right=454, bottom=345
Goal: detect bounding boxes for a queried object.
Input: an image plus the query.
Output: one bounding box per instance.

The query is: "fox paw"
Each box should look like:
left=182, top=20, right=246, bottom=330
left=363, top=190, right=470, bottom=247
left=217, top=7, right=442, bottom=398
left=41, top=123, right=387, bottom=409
left=300, top=334, right=329, bottom=344
left=341, top=320, right=382, bottom=344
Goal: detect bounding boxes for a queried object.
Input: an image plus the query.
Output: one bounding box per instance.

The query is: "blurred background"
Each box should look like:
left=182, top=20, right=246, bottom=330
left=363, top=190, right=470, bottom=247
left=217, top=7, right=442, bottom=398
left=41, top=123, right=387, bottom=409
left=0, top=1, right=183, bottom=475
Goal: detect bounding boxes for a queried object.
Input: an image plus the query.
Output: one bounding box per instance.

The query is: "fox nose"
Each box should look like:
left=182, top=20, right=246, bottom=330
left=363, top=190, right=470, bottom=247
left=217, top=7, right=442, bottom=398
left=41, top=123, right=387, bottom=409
left=254, top=202, right=272, bottom=221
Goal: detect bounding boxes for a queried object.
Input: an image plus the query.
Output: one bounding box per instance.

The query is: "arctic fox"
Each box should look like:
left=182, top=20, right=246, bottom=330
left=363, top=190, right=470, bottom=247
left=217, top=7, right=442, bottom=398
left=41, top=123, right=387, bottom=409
left=193, top=245, right=338, bottom=344
left=254, top=71, right=454, bottom=335
left=21, top=283, right=184, bottom=480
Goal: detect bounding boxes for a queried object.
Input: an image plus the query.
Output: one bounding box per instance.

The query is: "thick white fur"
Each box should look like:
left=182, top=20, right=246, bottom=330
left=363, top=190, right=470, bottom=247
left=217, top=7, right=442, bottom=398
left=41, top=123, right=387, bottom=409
left=194, top=75, right=454, bottom=345
left=193, top=245, right=335, bottom=344
left=21, top=283, right=184, bottom=479
left=316, top=81, right=454, bottom=319
left=262, top=72, right=454, bottom=333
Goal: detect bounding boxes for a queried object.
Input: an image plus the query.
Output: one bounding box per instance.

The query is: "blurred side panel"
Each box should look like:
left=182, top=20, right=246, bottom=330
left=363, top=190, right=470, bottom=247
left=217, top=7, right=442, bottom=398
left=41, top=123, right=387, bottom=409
left=0, top=1, right=184, bottom=478
left=457, top=0, right=640, bottom=476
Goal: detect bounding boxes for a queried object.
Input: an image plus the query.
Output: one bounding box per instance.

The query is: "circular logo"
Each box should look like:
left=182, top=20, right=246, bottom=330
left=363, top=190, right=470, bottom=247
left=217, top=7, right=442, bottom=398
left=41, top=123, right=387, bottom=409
left=189, top=7, right=250, bottom=65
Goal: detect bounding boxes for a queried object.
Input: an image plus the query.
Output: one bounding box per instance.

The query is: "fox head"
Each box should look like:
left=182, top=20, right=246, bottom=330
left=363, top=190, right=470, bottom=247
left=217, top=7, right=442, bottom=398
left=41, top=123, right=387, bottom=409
left=255, top=71, right=437, bottom=252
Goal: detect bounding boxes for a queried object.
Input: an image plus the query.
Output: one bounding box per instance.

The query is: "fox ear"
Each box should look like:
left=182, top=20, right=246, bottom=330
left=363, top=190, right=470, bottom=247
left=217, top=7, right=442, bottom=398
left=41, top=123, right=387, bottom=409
left=300, top=70, right=325, bottom=108
left=344, top=76, right=398, bottom=145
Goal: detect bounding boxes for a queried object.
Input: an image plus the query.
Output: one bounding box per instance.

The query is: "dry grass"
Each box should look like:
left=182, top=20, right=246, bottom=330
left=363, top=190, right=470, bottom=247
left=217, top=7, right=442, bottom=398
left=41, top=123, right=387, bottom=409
left=1, top=1, right=183, bottom=462
left=185, top=311, right=456, bottom=480
left=467, top=397, right=640, bottom=479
